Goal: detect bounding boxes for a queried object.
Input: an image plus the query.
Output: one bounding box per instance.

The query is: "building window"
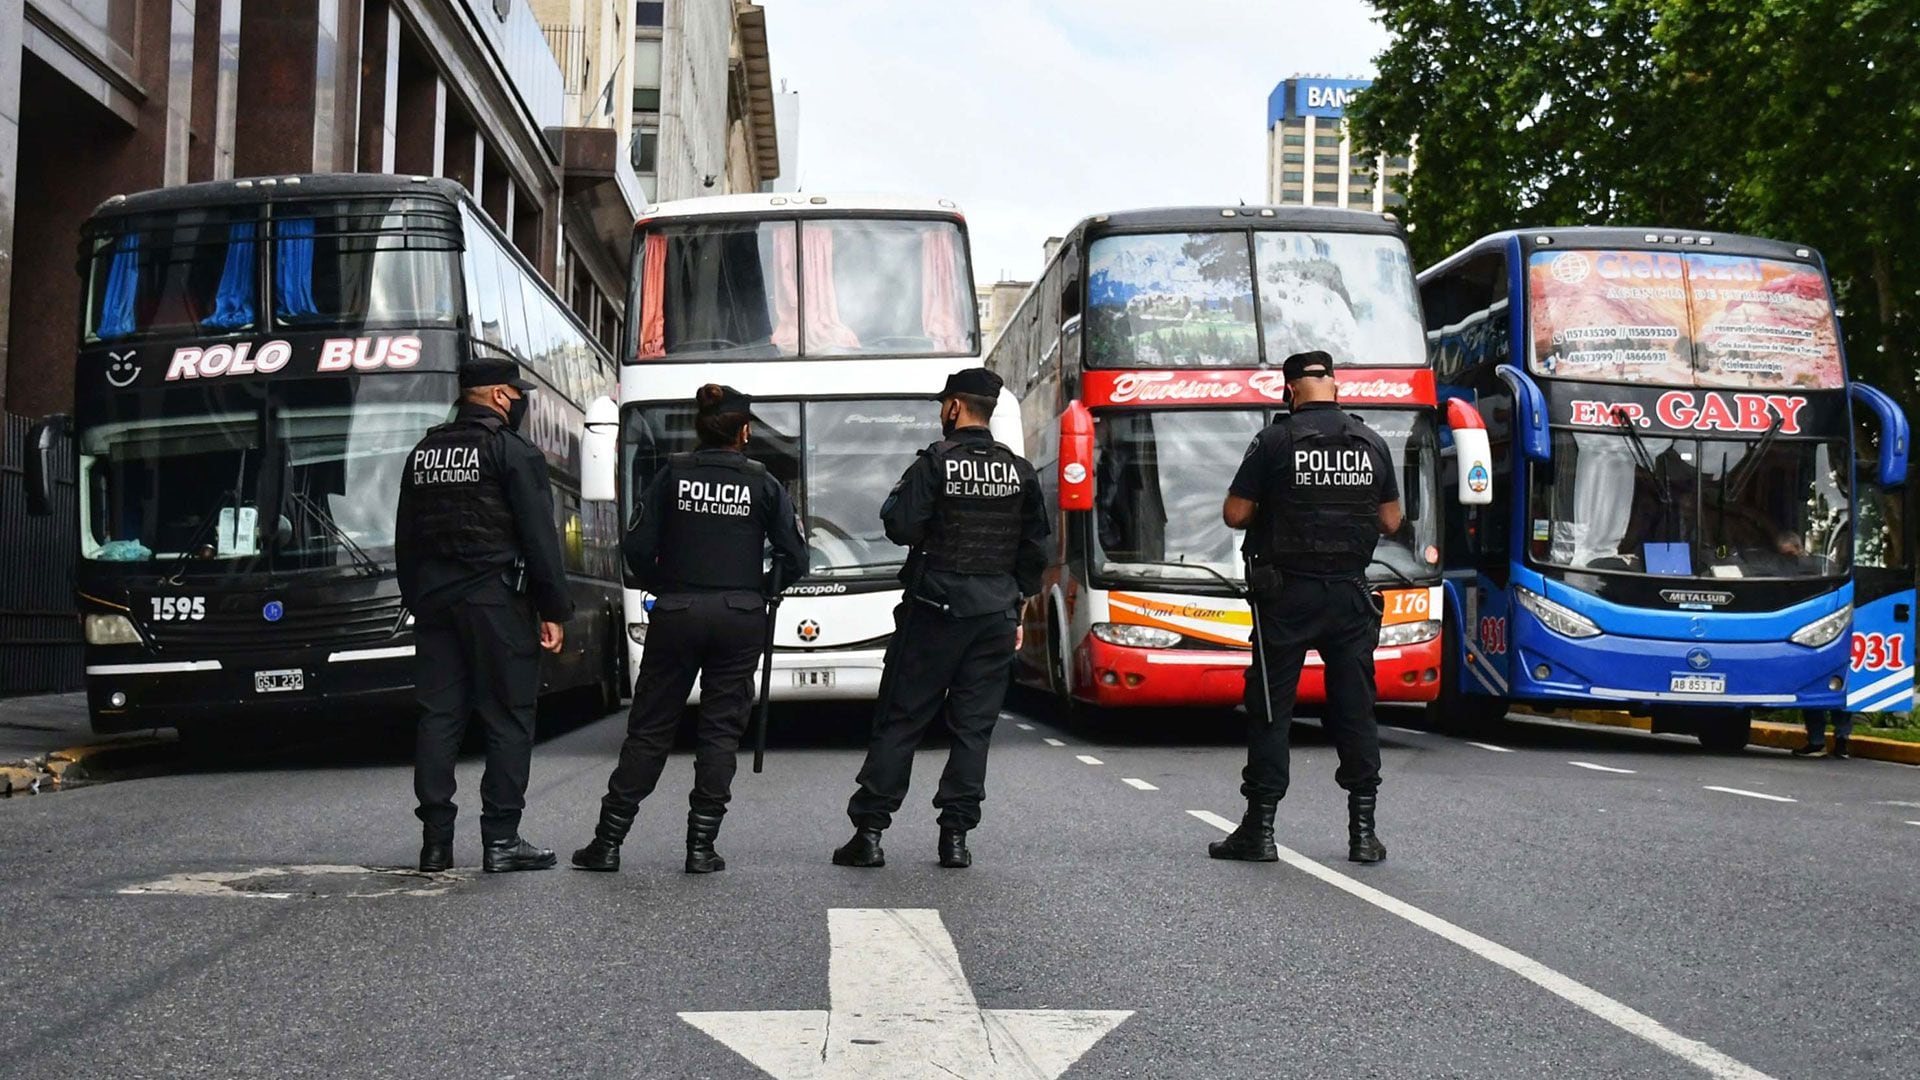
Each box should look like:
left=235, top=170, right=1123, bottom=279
left=633, top=38, right=663, bottom=112
left=636, top=1, right=664, bottom=26
left=1282, top=170, right=1304, bottom=183
left=1385, top=191, right=1407, bottom=208
left=631, top=126, right=659, bottom=172
left=1282, top=152, right=1304, bottom=164
left=1315, top=135, right=1339, bottom=147
left=1314, top=171, right=1338, bottom=185
left=1282, top=133, right=1304, bottom=146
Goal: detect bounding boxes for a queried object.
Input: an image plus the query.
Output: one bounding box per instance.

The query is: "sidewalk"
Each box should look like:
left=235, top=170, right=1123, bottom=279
left=1514, top=704, right=1920, bottom=765
left=0, top=692, right=170, bottom=795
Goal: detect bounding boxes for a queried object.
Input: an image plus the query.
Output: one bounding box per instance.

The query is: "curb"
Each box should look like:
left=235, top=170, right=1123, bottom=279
left=1, top=735, right=174, bottom=796
left=1749, top=721, right=1920, bottom=765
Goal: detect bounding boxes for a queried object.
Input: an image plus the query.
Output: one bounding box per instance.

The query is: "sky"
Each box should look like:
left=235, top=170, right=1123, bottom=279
left=759, top=0, right=1391, bottom=287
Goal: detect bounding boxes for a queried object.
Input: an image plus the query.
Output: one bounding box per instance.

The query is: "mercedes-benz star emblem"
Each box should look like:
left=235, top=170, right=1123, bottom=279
left=1686, top=647, right=1712, bottom=671
left=797, top=619, right=820, bottom=643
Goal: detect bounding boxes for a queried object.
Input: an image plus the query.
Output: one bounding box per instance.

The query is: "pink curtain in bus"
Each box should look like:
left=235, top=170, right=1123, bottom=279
left=920, top=228, right=966, bottom=352
left=771, top=225, right=801, bottom=351
left=637, top=232, right=667, bottom=359
left=802, top=226, right=861, bottom=351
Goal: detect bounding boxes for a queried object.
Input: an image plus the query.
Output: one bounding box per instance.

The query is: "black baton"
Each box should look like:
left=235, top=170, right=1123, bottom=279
left=752, top=598, right=781, bottom=773
left=1244, top=558, right=1277, bottom=727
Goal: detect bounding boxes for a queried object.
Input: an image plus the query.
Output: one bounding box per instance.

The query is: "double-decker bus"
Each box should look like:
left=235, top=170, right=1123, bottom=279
left=608, top=194, right=1018, bottom=701
left=24, top=175, right=625, bottom=738
left=1418, top=228, right=1908, bottom=749
left=987, top=206, right=1492, bottom=714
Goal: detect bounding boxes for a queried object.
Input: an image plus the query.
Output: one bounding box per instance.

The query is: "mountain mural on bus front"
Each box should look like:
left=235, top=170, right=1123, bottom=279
left=1087, top=235, right=1259, bottom=367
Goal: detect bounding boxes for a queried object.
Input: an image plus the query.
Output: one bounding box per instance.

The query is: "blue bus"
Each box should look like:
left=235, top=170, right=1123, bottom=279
left=1417, top=228, right=1908, bottom=750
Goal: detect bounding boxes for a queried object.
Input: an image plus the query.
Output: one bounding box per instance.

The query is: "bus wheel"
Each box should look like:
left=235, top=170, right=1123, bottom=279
left=1047, top=609, right=1080, bottom=723
left=1424, top=620, right=1507, bottom=734
left=1693, top=709, right=1752, bottom=753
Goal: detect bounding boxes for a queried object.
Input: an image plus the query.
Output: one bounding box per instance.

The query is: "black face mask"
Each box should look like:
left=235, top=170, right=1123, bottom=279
left=940, top=403, right=960, bottom=439
left=505, top=392, right=530, bottom=431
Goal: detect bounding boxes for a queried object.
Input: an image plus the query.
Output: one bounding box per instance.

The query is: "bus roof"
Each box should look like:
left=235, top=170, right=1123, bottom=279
left=1071, top=205, right=1405, bottom=242
left=638, top=192, right=965, bottom=223
left=86, top=174, right=468, bottom=223
left=1419, top=227, right=1827, bottom=282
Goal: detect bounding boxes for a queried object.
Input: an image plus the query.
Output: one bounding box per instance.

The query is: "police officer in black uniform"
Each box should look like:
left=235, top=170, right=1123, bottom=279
left=396, top=357, right=574, bottom=874
left=572, top=384, right=806, bottom=874
left=1214, top=350, right=1403, bottom=865
left=833, top=368, right=1048, bottom=870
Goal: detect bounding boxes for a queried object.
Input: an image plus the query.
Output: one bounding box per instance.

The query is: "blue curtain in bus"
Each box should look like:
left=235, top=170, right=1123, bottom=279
left=97, top=233, right=140, bottom=340
left=275, top=216, right=319, bottom=319
left=203, top=221, right=257, bottom=330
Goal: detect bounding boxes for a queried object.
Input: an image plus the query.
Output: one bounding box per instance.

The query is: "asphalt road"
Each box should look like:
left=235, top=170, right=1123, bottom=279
left=1, top=692, right=1915, bottom=1079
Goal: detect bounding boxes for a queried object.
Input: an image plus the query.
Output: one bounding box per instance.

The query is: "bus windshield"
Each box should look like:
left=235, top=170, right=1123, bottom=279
left=1526, top=250, right=1844, bottom=389
left=1528, top=431, right=1850, bottom=579
left=631, top=217, right=976, bottom=360
left=621, top=398, right=940, bottom=581
left=84, top=196, right=462, bottom=342
left=78, top=376, right=454, bottom=571
left=1085, top=230, right=1425, bottom=369
left=1092, top=406, right=1439, bottom=586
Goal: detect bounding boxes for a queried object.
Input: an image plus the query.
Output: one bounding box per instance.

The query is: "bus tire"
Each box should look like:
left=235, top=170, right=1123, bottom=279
left=1424, top=618, right=1506, bottom=733
left=1693, top=709, right=1752, bottom=753
left=1047, top=607, right=1080, bottom=723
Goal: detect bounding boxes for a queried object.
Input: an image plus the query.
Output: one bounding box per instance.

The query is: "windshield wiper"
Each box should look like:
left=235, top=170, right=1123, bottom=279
left=1611, top=406, right=1676, bottom=511
left=1368, top=555, right=1419, bottom=589
left=1723, top=412, right=1785, bottom=504
left=805, top=559, right=906, bottom=577
left=1109, top=558, right=1246, bottom=596
left=288, top=492, right=382, bottom=576
left=163, top=495, right=239, bottom=585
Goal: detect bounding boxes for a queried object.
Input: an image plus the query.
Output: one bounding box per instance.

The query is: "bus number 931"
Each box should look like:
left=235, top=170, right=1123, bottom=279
left=1851, top=632, right=1906, bottom=672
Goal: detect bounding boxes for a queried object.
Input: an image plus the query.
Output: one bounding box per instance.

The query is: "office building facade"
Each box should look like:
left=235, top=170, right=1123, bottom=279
left=1264, top=77, right=1412, bottom=211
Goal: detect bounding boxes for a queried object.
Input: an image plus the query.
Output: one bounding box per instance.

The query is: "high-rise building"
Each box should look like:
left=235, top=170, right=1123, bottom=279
left=1264, top=77, right=1413, bottom=211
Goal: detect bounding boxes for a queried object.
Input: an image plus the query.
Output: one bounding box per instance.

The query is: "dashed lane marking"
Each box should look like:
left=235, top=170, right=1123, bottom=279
left=1043, top=738, right=1066, bottom=747
left=1568, top=761, right=1636, bottom=774
left=1382, top=725, right=1423, bottom=735
left=1468, top=742, right=1516, bottom=753
left=1704, top=786, right=1796, bottom=803
left=1121, top=778, right=1158, bottom=791
left=1905, top=820, right=1920, bottom=827
left=1076, top=755, right=1104, bottom=766
left=1016, top=723, right=1034, bottom=731
left=1187, top=810, right=1778, bottom=1080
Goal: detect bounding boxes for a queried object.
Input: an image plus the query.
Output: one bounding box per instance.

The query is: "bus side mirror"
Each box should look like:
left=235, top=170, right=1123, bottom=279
left=23, top=415, right=69, bottom=517
left=581, top=396, right=619, bottom=503
left=989, top=388, right=1026, bottom=454
left=1060, top=400, right=1094, bottom=511
left=1446, top=399, right=1493, bottom=506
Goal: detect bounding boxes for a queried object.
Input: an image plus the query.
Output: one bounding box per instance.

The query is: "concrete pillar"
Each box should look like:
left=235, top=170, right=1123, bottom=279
left=443, top=114, right=482, bottom=200
left=356, top=0, right=399, bottom=172
left=189, top=0, right=242, bottom=181
left=0, top=0, right=21, bottom=413
left=391, top=47, right=443, bottom=177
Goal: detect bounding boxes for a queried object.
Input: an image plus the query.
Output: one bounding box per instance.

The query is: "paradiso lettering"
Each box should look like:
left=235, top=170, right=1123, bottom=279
left=165, top=335, right=422, bottom=380
left=1566, top=391, right=1808, bottom=434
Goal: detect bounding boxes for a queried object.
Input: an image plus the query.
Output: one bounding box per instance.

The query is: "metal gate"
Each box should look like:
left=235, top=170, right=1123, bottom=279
left=0, top=412, right=82, bottom=693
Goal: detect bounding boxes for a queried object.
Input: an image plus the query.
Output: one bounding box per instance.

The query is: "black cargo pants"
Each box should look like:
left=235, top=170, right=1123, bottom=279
left=1242, top=575, right=1383, bottom=801
left=413, top=584, right=541, bottom=844
left=601, top=591, right=768, bottom=819
left=848, top=602, right=1018, bottom=832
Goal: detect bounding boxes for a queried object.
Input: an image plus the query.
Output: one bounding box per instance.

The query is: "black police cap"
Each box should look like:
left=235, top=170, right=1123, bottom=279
left=938, top=367, right=1004, bottom=400
left=1282, top=350, right=1336, bottom=381
left=460, top=357, right=536, bottom=391
left=696, top=384, right=753, bottom=416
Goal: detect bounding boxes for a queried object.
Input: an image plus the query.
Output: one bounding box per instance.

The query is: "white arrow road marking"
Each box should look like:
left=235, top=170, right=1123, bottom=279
left=1188, top=811, right=1776, bottom=1080
left=681, top=908, right=1131, bottom=1079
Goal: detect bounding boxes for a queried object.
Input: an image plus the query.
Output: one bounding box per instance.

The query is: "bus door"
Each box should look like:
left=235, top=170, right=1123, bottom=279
left=1847, top=384, right=1913, bottom=715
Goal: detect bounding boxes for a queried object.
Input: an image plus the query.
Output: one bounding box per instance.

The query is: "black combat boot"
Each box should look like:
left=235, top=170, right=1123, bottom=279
left=571, top=806, right=638, bottom=872
left=483, top=836, right=558, bottom=873
left=1347, top=791, right=1386, bottom=864
left=938, top=827, right=971, bottom=869
left=1208, top=799, right=1279, bottom=861
left=1832, top=734, right=1851, bottom=760
left=419, top=834, right=453, bottom=873
left=832, top=826, right=886, bottom=868
left=685, top=811, right=726, bottom=874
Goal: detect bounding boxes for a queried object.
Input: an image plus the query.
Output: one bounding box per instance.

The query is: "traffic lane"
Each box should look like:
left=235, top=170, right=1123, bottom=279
left=3, top=710, right=1695, bottom=1080
left=1025, top=707, right=1916, bottom=1079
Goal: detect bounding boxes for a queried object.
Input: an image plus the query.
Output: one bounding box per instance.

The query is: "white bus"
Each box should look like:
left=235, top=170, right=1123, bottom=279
left=599, top=194, right=1020, bottom=701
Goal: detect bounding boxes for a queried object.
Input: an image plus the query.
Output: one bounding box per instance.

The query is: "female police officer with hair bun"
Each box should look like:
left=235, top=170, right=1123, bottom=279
left=572, top=384, right=806, bottom=874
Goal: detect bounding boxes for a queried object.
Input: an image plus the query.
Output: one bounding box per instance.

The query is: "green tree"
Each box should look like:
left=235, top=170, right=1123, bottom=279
left=1350, top=0, right=1920, bottom=397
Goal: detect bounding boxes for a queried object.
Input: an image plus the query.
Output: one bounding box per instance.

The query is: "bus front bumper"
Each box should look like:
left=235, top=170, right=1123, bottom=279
left=654, top=647, right=891, bottom=704
left=1076, top=636, right=1443, bottom=709
left=1504, top=612, right=1850, bottom=710
left=85, top=645, right=417, bottom=733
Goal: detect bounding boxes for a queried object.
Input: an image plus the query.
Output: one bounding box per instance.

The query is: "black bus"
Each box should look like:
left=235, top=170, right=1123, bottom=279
left=24, top=174, right=625, bottom=737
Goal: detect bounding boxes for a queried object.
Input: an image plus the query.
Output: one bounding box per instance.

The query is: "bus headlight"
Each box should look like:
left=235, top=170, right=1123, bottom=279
left=1091, top=623, right=1183, bottom=649
left=1378, top=620, right=1441, bottom=647
left=1514, top=587, right=1600, bottom=639
left=84, top=613, right=143, bottom=646
left=627, top=621, right=648, bottom=645
left=1790, top=605, right=1850, bottom=648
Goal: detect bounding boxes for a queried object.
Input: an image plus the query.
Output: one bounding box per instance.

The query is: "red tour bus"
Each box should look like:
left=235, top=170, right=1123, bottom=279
left=986, top=207, right=1491, bottom=714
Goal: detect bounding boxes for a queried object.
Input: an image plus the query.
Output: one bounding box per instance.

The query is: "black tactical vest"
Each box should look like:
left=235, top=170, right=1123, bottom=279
left=919, top=439, right=1025, bottom=576
left=656, top=451, right=769, bottom=592
left=1261, top=412, right=1382, bottom=577
left=403, top=414, right=518, bottom=560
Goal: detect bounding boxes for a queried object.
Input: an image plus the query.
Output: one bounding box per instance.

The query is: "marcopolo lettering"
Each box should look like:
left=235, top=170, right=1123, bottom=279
left=412, top=445, right=480, bottom=485
left=945, top=456, right=1021, bottom=498
left=678, top=478, right=754, bottom=517
left=1295, top=447, right=1374, bottom=487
